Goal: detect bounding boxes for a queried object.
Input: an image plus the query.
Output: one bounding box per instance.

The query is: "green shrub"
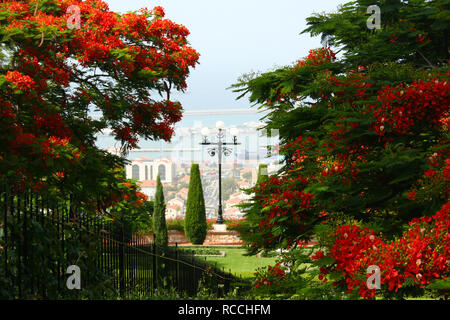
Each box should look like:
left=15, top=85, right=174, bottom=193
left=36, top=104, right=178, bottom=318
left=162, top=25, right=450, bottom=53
left=153, top=174, right=168, bottom=248
left=224, top=219, right=244, bottom=231
left=185, top=163, right=207, bottom=244
left=166, top=218, right=185, bottom=232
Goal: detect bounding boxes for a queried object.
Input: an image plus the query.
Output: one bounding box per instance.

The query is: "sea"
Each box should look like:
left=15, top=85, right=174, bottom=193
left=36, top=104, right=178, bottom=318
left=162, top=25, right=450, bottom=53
left=94, top=109, right=279, bottom=165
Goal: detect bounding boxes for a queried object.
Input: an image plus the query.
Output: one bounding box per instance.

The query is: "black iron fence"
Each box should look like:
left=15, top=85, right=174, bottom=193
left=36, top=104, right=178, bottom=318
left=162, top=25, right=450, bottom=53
left=0, top=182, right=246, bottom=299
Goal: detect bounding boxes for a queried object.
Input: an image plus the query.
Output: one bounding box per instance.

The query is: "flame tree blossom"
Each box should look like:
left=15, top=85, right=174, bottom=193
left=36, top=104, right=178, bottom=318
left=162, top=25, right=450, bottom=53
left=0, top=1, right=199, bottom=211
left=232, top=0, right=449, bottom=299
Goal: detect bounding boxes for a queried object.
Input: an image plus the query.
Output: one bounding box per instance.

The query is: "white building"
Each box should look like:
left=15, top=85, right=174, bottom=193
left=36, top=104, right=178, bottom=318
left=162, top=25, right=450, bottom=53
left=224, top=207, right=243, bottom=219
left=166, top=204, right=181, bottom=219
left=125, top=157, right=176, bottom=184
left=138, top=180, right=157, bottom=199
left=167, top=198, right=185, bottom=208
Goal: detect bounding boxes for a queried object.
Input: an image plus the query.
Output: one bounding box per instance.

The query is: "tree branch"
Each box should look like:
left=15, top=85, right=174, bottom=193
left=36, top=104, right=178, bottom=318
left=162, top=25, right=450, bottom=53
left=164, top=80, right=172, bottom=100
left=416, top=49, right=437, bottom=69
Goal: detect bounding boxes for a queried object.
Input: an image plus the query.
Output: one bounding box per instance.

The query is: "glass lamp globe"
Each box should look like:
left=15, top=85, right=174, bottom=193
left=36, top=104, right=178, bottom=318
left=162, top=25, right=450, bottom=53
left=201, top=127, right=210, bottom=137
left=230, top=127, right=239, bottom=137
left=216, top=121, right=225, bottom=130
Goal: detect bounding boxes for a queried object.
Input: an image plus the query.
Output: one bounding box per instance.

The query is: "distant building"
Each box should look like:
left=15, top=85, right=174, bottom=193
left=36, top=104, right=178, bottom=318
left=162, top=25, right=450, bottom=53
left=224, top=207, right=243, bottom=219
left=179, top=175, right=190, bottom=185
left=236, top=180, right=251, bottom=189
left=177, top=187, right=189, bottom=200
left=125, top=157, right=176, bottom=184
left=138, top=180, right=157, bottom=199
left=166, top=204, right=181, bottom=219
left=240, top=167, right=258, bottom=184
left=167, top=190, right=176, bottom=198
left=225, top=197, right=245, bottom=208
left=230, top=191, right=251, bottom=200
left=168, top=198, right=185, bottom=208
left=230, top=191, right=243, bottom=198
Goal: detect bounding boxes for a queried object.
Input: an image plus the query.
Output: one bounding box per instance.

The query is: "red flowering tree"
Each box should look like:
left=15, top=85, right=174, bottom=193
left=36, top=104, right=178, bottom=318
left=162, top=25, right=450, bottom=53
left=233, top=0, right=449, bottom=299
left=0, top=0, right=199, bottom=210
left=0, top=1, right=198, bottom=299
left=318, top=201, right=449, bottom=299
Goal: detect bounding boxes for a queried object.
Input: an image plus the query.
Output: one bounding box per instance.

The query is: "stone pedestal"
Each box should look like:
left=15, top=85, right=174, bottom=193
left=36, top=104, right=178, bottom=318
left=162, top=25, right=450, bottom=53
left=146, top=228, right=244, bottom=245
left=211, top=223, right=227, bottom=232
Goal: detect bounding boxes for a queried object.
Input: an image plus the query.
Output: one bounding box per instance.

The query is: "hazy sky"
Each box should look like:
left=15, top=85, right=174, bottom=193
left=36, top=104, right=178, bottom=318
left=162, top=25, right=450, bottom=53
left=105, top=0, right=348, bottom=110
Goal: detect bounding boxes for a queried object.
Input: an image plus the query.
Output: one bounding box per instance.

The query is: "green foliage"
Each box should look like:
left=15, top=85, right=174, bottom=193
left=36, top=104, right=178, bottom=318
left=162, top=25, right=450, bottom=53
left=426, top=278, right=450, bottom=290
left=0, top=0, right=199, bottom=299
left=180, top=248, right=222, bottom=256
left=235, top=164, right=270, bottom=255
left=232, top=0, right=449, bottom=249
left=104, top=167, right=154, bottom=235
left=166, top=218, right=186, bottom=232
left=302, top=0, right=450, bottom=68
left=184, top=164, right=207, bottom=245
left=126, top=200, right=153, bottom=235
left=230, top=0, right=449, bottom=300
left=153, top=174, right=168, bottom=248
left=251, top=248, right=346, bottom=300
left=0, top=195, right=115, bottom=299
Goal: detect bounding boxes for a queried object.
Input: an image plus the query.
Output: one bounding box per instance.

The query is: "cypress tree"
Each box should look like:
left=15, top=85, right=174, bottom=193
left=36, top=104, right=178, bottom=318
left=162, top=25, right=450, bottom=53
left=184, top=163, right=207, bottom=245
left=153, top=174, right=168, bottom=248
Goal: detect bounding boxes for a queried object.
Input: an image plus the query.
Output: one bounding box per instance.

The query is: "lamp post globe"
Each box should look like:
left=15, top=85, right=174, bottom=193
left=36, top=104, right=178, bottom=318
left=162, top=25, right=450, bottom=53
left=230, top=127, right=239, bottom=137
left=216, top=121, right=225, bottom=130
left=201, top=127, right=210, bottom=137
left=199, top=121, right=240, bottom=226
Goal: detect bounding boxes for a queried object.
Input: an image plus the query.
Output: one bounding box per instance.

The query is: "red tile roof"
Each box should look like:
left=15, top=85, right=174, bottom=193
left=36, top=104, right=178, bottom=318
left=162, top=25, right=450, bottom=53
left=139, top=180, right=156, bottom=187
left=166, top=204, right=180, bottom=211
left=226, top=197, right=243, bottom=206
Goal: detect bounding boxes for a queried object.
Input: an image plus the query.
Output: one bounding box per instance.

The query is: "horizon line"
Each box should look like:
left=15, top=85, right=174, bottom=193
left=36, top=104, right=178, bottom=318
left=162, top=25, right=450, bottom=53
left=90, top=108, right=268, bottom=120
left=183, top=108, right=268, bottom=115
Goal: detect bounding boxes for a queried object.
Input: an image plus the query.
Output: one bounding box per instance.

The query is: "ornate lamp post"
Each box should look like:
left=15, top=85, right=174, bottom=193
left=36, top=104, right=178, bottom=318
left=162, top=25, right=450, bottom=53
left=200, top=121, right=240, bottom=225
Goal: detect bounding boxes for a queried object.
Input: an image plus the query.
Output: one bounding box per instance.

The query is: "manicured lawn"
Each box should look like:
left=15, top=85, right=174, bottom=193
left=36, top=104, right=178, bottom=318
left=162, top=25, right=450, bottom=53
left=201, top=247, right=278, bottom=279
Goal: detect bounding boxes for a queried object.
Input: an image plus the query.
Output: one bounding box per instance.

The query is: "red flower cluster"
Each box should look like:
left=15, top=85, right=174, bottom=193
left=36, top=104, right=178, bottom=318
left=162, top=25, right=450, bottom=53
left=152, top=6, right=165, bottom=17
left=113, top=125, right=138, bottom=149
left=311, top=250, right=325, bottom=261
left=371, top=75, right=450, bottom=135
left=0, top=0, right=199, bottom=183
left=225, top=218, right=244, bottom=231
left=390, top=33, right=398, bottom=43
left=282, top=135, right=317, bottom=168
left=40, top=136, right=71, bottom=161
left=294, top=47, right=336, bottom=70
left=258, top=185, right=313, bottom=220
left=328, top=70, right=373, bottom=104
left=133, top=191, right=148, bottom=208
left=445, top=159, right=450, bottom=181
left=318, top=201, right=450, bottom=299
left=254, top=263, right=286, bottom=288
left=407, top=151, right=450, bottom=201
left=5, top=70, right=35, bottom=92
left=34, top=112, right=72, bottom=139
